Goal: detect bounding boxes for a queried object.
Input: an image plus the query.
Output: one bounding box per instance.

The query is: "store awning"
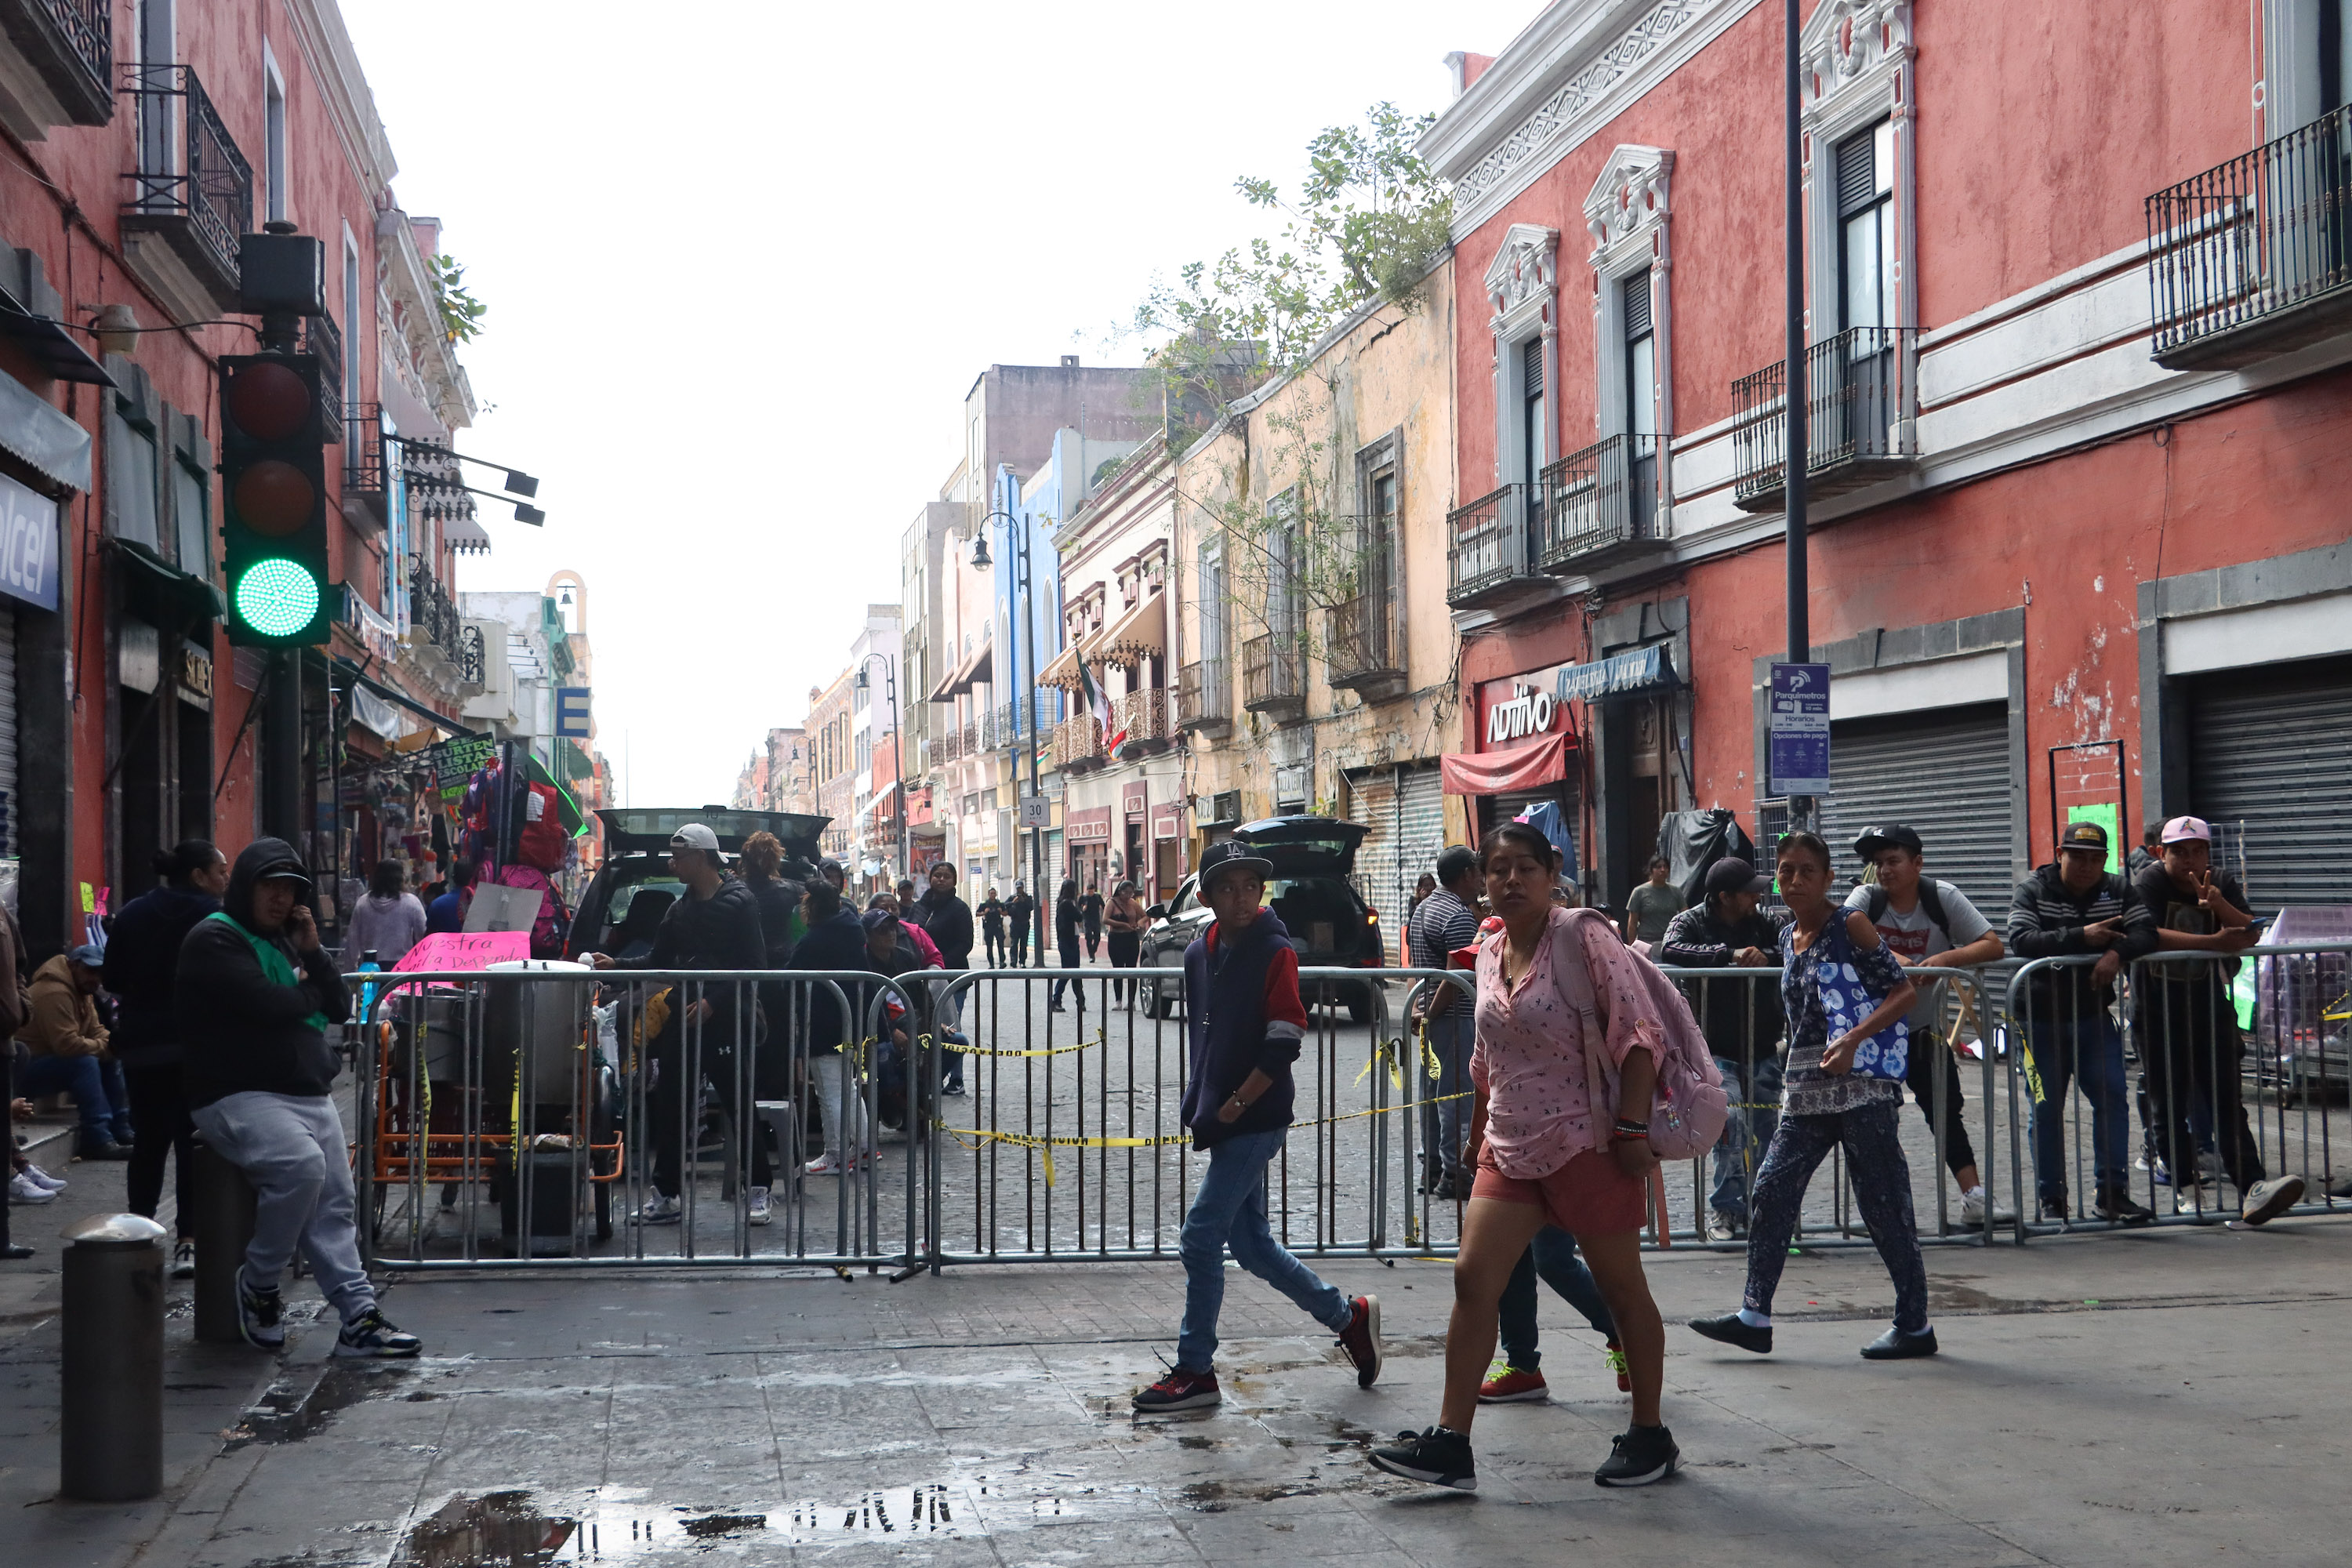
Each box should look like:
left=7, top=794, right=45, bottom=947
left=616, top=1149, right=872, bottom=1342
left=858, top=782, right=900, bottom=818
left=1098, top=591, right=1164, bottom=666
left=0, top=303, right=114, bottom=388
left=111, top=539, right=223, bottom=628
left=0, top=365, right=92, bottom=491
left=445, top=514, right=492, bottom=554
left=1040, top=639, right=1085, bottom=689
left=954, top=640, right=993, bottom=692
left=1441, top=732, right=1571, bottom=796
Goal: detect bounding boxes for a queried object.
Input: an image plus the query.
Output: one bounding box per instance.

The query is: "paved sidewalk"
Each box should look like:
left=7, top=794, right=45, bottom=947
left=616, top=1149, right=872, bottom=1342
left=6, top=1207, right=2346, bottom=1566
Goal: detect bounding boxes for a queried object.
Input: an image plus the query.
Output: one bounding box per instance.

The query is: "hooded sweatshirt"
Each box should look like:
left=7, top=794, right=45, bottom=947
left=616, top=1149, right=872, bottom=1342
left=177, top=839, right=352, bottom=1108
left=103, top=881, right=221, bottom=1067
left=1180, top=908, right=1310, bottom=1149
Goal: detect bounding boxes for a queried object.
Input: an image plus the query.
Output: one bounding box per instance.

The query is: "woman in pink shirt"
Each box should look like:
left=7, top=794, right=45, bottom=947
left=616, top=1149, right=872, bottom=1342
left=1371, top=821, right=1677, bottom=1492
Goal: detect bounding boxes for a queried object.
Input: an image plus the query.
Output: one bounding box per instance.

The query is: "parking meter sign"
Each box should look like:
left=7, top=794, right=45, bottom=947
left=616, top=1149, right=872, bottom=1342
left=1769, top=662, right=1831, bottom=796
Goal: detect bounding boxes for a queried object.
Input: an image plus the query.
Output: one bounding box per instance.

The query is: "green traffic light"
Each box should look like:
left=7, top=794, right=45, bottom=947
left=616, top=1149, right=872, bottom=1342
left=234, top=557, right=321, bottom=637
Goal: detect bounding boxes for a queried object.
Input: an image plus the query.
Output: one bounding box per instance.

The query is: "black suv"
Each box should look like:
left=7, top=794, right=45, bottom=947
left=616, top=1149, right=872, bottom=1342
left=1135, top=815, right=1385, bottom=1022
left=565, top=807, right=829, bottom=961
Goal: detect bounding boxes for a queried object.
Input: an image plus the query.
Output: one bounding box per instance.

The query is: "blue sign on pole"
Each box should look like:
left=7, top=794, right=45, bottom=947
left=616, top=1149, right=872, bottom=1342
left=554, top=686, right=592, bottom=739
left=1768, top=662, right=1831, bottom=796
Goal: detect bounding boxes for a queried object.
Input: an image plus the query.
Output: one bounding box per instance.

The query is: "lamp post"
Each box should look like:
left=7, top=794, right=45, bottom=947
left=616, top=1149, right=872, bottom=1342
left=970, top=503, right=1043, bottom=966
left=853, top=655, right=905, bottom=882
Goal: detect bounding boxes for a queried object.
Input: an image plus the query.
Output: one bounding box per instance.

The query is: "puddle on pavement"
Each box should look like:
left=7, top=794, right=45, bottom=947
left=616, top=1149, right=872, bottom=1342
left=229, top=1361, right=416, bottom=1446
left=393, top=1484, right=1004, bottom=1562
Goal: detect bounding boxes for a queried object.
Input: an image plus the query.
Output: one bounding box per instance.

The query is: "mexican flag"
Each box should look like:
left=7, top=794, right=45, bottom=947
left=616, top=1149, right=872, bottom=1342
left=1076, top=656, right=1125, bottom=751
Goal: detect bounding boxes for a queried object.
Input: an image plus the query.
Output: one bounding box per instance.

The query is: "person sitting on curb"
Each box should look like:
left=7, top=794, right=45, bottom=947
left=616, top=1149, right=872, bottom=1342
left=1132, top=840, right=1380, bottom=1413
left=16, top=944, right=132, bottom=1160
left=179, top=840, right=419, bottom=1359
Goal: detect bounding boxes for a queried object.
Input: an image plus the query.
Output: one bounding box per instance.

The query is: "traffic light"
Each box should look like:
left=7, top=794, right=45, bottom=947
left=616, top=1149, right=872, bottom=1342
left=219, top=352, right=334, bottom=645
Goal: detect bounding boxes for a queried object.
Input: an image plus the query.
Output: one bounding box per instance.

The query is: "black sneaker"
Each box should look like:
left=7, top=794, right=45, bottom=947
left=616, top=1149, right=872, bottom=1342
left=1369, top=1425, right=1476, bottom=1491
left=1336, top=1294, right=1381, bottom=1388
left=2096, top=1190, right=2155, bottom=1225
left=1860, top=1324, right=1938, bottom=1359
left=1594, top=1423, right=1679, bottom=1487
left=1687, top=1312, right=1772, bottom=1355
left=237, top=1268, right=285, bottom=1351
left=334, top=1307, right=423, bottom=1359
left=1132, top=1367, right=1220, bottom=1412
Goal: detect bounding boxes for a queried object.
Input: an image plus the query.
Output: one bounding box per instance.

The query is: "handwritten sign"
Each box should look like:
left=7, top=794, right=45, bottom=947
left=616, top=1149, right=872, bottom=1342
left=391, top=931, right=532, bottom=974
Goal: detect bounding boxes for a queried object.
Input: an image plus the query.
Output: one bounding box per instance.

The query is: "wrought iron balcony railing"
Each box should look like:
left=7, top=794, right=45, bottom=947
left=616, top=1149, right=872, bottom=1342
left=1055, top=716, right=1104, bottom=770
left=1730, top=325, right=1915, bottom=513
left=118, top=62, right=251, bottom=305
left=1325, top=593, right=1403, bottom=692
left=1110, top=685, right=1168, bottom=752
left=1177, top=656, right=1231, bottom=732
left=1241, top=631, right=1305, bottom=720
left=342, top=403, right=389, bottom=535
left=1537, top=433, right=1668, bottom=572
left=2148, top=103, right=2352, bottom=368
left=304, top=313, right=343, bottom=442
left=407, top=562, right=463, bottom=664
left=931, top=727, right=964, bottom=765
left=4, top=0, right=113, bottom=126
left=1445, top=484, right=1539, bottom=608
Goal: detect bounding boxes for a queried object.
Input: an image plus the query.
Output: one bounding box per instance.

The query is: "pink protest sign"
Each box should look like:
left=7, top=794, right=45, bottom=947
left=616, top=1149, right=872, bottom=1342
left=391, top=931, right=532, bottom=974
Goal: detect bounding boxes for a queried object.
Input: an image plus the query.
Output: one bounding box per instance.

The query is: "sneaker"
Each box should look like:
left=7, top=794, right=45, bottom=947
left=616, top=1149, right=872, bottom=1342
left=1368, top=1425, right=1476, bottom=1491
left=1334, top=1294, right=1381, bottom=1387
left=20, top=1163, right=65, bottom=1192
left=171, top=1239, right=196, bottom=1279
left=1687, top=1312, right=1772, bottom=1355
left=804, top=1152, right=856, bottom=1176
left=1605, top=1339, right=1632, bottom=1393
left=2197, top=1150, right=2223, bottom=1184
left=1132, top=1367, right=1221, bottom=1412
left=1594, top=1423, right=1679, bottom=1487
left=237, top=1268, right=285, bottom=1351
left=2096, top=1191, right=2156, bottom=1225
left=634, top=1193, right=682, bottom=1225
left=2172, top=1182, right=2211, bottom=1215
left=1958, top=1189, right=2015, bottom=1226
left=2240, top=1175, right=2306, bottom=1227
left=942, top=1080, right=965, bottom=1096
left=1706, top=1210, right=1743, bottom=1241
left=1478, top=1363, right=1548, bottom=1403
left=746, top=1186, right=772, bottom=1226
left=2037, top=1192, right=2071, bottom=1222
left=78, top=1138, right=132, bottom=1161
left=9, top=1171, right=56, bottom=1205
left=1860, top=1324, right=1939, bottom=1359
left=334, top=1307, right=422, bottom=1359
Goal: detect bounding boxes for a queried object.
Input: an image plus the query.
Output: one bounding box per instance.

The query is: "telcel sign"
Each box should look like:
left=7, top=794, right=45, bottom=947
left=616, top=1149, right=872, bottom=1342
left=1485, top=682, right=1559, bottom=746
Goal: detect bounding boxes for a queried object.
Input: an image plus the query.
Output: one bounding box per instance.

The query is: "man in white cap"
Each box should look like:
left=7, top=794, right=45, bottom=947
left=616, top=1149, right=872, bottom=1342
left=2132, top=816, right=2302, bottom=1224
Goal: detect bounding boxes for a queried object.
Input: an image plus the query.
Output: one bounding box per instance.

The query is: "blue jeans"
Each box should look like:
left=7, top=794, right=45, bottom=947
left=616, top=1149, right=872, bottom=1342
left=1176, top=1127, right=1350, bottom=1373
left=1419, top=1009, right=1474, bottom=1185
left=2026, top=1012, right=2130, bottom=1203
left=1497, top=1225, right=1616, bottom=1369
left=19, top=1053, right=131, bottom=1142
left=1708, top=1053, right=1783, bottom=1222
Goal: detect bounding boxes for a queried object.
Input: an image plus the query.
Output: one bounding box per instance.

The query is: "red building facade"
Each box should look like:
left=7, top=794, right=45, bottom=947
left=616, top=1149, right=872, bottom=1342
left=1428, top=1, right=2352, bottom=916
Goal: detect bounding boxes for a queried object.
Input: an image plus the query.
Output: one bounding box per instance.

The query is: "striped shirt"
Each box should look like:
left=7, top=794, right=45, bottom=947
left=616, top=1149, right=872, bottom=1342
left=1409, top=888, right=1481, bottom=970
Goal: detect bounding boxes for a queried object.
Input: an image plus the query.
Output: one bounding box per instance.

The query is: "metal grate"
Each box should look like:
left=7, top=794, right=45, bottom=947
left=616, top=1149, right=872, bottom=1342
left=119, top=62, right=252, bottom=286
left=1731, top=325, right=1914, bottom=504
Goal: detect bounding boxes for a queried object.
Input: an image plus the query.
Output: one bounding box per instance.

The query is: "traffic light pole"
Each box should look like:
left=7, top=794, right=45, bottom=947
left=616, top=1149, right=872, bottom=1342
left=262, top=648, right=303, bottom=851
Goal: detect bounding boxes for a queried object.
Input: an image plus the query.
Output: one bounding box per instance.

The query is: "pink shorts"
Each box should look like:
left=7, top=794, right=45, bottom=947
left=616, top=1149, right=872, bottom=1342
left=1472, top=1145, right=1647, bottom=1236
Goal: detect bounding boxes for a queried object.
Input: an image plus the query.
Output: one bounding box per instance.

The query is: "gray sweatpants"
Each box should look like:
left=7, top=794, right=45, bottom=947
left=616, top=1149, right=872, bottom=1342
left=192, top=1091, right=375, bottom=1322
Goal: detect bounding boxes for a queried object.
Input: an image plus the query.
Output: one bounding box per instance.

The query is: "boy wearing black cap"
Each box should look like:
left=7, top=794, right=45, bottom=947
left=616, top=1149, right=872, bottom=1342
left=1133, top=840, right=1380, bottom=1411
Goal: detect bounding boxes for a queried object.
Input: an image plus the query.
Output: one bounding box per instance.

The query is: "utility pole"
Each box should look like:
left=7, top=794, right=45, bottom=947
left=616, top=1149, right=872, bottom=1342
left=1783, top=0, right=1814, bottom=834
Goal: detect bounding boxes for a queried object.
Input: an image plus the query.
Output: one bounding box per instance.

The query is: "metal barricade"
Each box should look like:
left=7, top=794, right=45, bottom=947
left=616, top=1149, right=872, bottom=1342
left=2003, top=942, right=2350, bottom=1233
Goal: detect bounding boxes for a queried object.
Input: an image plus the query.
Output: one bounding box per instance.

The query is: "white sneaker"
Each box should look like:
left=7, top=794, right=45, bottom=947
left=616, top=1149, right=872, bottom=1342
left=2173, top=1183, right=2210, bottom=1214
left=634, top=1193, right=682, bottom=1225
left=1958, top=1189, right=2014, bottom=1226
left=21, top=1163, right=65, bottom=1192
left=746, top=1186, right=772, bottom=1225
left=9, top=1171, right=56, bottom=1205
left=804, top=1152, right=852, bottom=1176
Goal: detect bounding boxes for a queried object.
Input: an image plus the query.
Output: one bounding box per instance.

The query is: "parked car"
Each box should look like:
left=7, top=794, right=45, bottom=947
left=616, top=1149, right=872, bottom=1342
left=1135, top=815, right=1385, bottom=1022
left=565, top=807, right=829, bottom=962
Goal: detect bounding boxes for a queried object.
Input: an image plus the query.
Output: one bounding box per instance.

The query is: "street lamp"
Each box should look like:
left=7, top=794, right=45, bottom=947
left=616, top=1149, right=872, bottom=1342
left=970, top=503, right=1044, bottom=966
left=853, top=655, right=905, bottom=881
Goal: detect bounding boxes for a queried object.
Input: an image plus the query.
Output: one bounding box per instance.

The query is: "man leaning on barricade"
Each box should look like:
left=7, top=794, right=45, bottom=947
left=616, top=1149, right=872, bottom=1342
left=1660, top=857, right=1787, bottom=1242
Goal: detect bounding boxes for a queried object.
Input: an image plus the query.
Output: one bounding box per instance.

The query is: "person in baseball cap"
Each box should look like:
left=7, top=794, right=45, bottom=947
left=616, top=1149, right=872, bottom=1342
left=2158, top=815, right=2211, bottom=845
left=1704, top=856, right=1774, bottom=898
left=2058, top=819, right=2109, bottom=855
left=1851, top=824, right=1924, bottom=862
left=1196, top=838, right=1276, bottom=897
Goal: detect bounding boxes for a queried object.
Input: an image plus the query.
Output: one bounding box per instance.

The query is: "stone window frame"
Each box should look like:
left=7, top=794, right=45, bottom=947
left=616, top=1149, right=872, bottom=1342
left=1481, top=223, right=1560, bottom=491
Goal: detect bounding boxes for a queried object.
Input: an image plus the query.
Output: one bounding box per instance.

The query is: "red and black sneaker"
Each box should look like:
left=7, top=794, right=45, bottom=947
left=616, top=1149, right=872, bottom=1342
left=1338, top=1294, right=1382, bottom=1388
left=1132, top=1367, right=1221, bottom=1412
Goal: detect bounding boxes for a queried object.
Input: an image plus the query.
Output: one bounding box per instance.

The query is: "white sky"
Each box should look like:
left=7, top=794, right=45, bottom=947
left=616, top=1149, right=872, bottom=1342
left=339, top=0, right=1542, bottom=808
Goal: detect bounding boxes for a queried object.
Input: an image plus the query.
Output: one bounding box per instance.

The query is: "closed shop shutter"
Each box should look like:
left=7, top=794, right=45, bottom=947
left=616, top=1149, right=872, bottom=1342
left=1395, top=763, right=1446, bottom=896
left=2189, top=655, right=2352, bottom=909
left=1046, top=828, right=1065, bottom=892
left=0, top=604, right=14, bottom=861
left=1822, top=702, right=2014, bottom=924
left=1344, top=767, right=1397, bottom=918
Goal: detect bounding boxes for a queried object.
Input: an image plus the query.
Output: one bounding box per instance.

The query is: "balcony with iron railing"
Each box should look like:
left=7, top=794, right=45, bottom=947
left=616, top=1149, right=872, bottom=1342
left=1731, top=325, right=1915, bottom=514
left=118, top=61, right=251, bottom=314
left=304, top=313, right=344, bottom=443
left=407, top=560, right=463, bottom=670
left=1176, top=656, right=1232, bottom=736
left=2, top=0, right=113, bottom=129
left=341, top=404, right=388, bottom=534
left=2148, top=103, right=2352, bottom=368
left=1537, top=433, right=1668, bottom=572
left=1055, top=715, right=1105, bottom=772
left=931, top=725, right=964, bottom=766
left=1325, top=590, right=1403, bottom=698
left=1110, top=684, right=1170, bottom=756
left=1445, top=484, right=1541, bottom=608
left=1241, top=631, right=1305, bottom=722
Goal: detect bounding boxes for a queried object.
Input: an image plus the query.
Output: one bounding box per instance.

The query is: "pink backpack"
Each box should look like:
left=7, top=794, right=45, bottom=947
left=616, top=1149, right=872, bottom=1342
left=1545, top=906, right=1729, bottom=1162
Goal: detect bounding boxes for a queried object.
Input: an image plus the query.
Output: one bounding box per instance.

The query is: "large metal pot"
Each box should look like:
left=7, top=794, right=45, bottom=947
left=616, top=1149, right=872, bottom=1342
left=482, top=960, right=596, bottom=1109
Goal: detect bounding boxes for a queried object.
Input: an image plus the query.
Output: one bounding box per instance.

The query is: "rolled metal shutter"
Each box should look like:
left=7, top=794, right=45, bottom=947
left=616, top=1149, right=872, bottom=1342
left=2189, top=656, right=2352, bottom=909
left=1396, top=763, right=1446, bottom=891
left=1344, top=767, right=1397, bottom=916
left=0, top=604, right=14, bottom=860
left=1821, top=703, right=2014, bottom=924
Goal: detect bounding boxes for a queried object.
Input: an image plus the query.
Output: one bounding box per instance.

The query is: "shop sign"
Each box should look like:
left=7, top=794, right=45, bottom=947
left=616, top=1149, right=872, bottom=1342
left=180, top=642, right=214, bottom=703
left=1553, top=644, right=1674, bottom=703
left=429, top=734, right=498, bottom=802
left=555, top=686, right=591, bottom=738
left=0, top=472, right=59, bottom=612
left=1484, top=681, right=1559, bottom=746
left=1067, top=806, right=1112, bottom=844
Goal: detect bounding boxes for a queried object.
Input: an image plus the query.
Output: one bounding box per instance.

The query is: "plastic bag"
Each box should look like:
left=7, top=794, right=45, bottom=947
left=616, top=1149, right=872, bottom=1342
left=1657, top=809, right=1757, bottom=908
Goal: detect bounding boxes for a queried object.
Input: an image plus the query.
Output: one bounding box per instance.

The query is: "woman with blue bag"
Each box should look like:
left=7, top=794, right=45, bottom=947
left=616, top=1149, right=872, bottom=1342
left=1687, top=832, right=1937, bottom=1360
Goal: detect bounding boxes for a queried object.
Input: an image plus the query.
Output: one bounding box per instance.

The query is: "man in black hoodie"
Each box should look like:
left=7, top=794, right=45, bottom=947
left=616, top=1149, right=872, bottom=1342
left=180, top=839, right=419, bottom=1358
left=589, top=823, right=770, bottom=1224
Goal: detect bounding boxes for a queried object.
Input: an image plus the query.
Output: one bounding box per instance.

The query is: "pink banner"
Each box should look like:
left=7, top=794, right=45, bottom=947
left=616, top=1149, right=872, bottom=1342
left=390, top=930, right=532, bottom=974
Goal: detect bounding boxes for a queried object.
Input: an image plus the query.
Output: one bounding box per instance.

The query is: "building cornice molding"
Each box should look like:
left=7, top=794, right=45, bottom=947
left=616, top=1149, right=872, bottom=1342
left=1801, top=0, right=1913, bottom=117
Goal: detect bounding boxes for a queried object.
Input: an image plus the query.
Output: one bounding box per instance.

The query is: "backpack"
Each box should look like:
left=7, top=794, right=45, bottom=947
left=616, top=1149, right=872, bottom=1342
left=1857, top=880, right=1950, bottom=936
left=1542, top=906, right=1728, bottom=1161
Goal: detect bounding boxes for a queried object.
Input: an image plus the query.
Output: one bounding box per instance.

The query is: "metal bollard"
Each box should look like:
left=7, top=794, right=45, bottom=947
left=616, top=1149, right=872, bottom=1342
left=190, top=1141, right=257, bottom=1345
left=60, top=1213, right=168, bottom=1501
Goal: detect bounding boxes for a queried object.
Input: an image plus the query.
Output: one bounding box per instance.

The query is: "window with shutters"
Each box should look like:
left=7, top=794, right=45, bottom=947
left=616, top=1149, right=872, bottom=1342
left=1579, top=146, right=1675, bottom=528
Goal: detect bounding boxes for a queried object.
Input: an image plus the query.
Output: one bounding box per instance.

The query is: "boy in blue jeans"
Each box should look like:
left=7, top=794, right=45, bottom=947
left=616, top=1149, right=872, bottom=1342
left=1133, top=840, right=1381, bottom=1410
